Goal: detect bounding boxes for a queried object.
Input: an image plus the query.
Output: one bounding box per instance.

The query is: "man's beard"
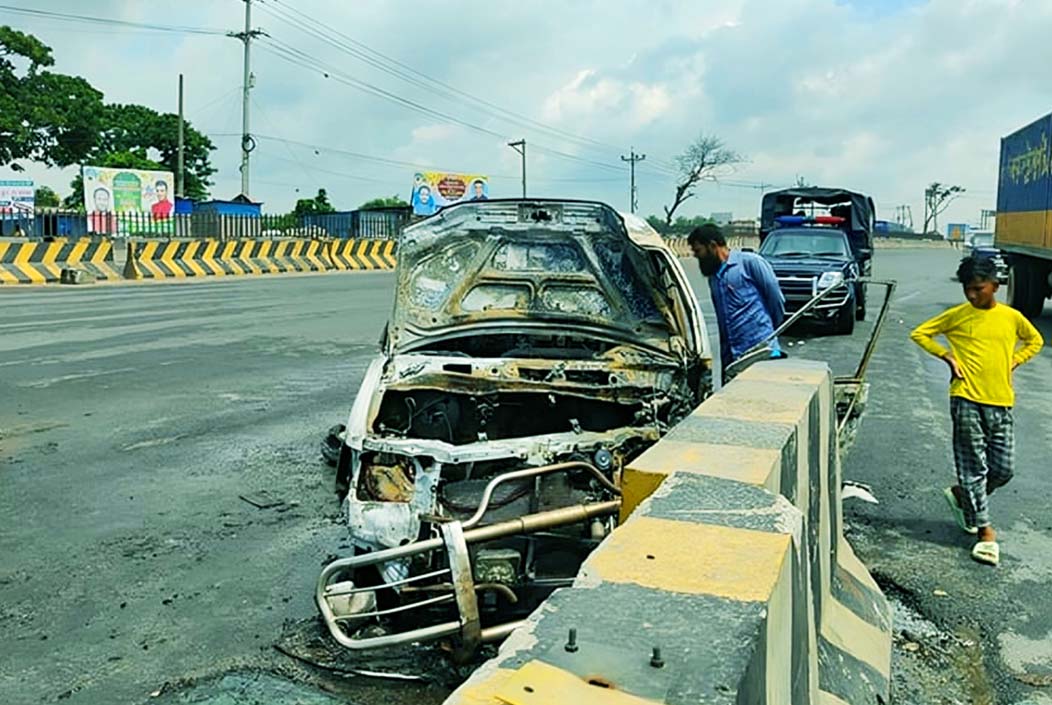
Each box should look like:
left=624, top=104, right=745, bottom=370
left=697, top=256, right=720, bottom=277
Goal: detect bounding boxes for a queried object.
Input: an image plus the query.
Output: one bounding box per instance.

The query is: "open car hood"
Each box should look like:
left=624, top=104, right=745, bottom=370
left=388, top=200, right=684, bottom=356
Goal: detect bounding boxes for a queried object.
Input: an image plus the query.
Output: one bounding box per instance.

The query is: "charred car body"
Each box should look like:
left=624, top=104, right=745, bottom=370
left=317, top=200, right=711, bottom=656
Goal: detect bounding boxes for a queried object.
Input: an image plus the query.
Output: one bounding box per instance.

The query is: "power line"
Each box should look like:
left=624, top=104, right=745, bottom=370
left=256, top=37, right=631, bottom=175
left=0, top=4, right=227, bottom=35
left=256, top=0, right=640, bottom=159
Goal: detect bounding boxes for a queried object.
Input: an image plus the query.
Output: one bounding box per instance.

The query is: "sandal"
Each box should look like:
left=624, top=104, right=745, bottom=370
left=943, top=487, right=978, bottom=535
left=971, top=541, right=1000, bottom=566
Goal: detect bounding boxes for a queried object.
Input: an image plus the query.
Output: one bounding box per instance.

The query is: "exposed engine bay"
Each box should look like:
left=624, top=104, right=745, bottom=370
left=317, top=201, right=712, bottom=658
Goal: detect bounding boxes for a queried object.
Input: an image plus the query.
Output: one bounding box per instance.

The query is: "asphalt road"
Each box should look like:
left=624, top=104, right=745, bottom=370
left=2, top=250, right=1050, bottom=704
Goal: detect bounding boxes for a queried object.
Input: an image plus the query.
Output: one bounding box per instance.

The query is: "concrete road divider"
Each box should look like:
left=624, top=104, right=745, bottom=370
left=0, top=239, right=119, bottom=285
left=445, top=359, right=891, bottom=705
left=124, top=239, right=331, bottom=280
left=328, top=239, right=397, bottom=270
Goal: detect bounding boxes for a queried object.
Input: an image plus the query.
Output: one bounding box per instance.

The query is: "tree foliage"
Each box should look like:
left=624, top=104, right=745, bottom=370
left=922, top=182, right=965, bottom=234
left=359, top=195, right=409, bottom=210
left=34, top=185, right=60, bottom=208
left=1, top=27, right=215, bottom=202
left=293, top=188, right=337, bottom=217
left=663, top=135, right=743, bottom=227
left=91, top=103, right=216, bottom=200
left=647, top=214, right=713, bottom=236
left=0, top=26, right=105, bottom=171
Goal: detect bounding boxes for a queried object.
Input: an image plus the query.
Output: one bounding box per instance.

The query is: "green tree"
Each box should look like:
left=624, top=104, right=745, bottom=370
left=93, top=103, right=215, bottom=200
left=0, top=26, right=104, bottom=171
left=645, top=215, right=669, bottom=235
left=359, top=195, right=409, bottom=210
left=294, top=188, right=337, bottom=217
left=34, top=185, right=60, bottom=208
left=63, top=149, right=164, bottom=209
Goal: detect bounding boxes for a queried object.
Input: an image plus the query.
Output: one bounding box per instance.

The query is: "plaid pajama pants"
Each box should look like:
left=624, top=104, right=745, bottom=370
left=951, top=397, right=1015, bottom=529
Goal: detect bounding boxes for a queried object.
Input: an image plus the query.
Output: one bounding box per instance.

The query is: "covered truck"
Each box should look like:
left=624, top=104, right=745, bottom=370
left=996, top=112, right=1052, bottom=319
left=760, top=187, right=876, bottom=276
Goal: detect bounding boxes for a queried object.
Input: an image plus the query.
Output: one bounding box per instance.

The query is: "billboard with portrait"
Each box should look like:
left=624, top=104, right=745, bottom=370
left=410, top=172, right=489, bottom=216
left=0, top=180, right=35, bottom=215
left=82, top=166, right=175, bottom=233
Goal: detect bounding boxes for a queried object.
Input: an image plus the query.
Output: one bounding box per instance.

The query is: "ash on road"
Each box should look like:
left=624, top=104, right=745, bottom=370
left=2, top=250, right=1050, bottom=705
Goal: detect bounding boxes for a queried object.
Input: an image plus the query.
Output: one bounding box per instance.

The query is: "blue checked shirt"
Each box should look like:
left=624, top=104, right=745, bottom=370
left=709, top=250, right=786, bottom=366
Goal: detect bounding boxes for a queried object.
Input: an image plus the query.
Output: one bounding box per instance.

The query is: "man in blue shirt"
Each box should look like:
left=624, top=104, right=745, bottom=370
left=688, top=224, right=785, bottom=380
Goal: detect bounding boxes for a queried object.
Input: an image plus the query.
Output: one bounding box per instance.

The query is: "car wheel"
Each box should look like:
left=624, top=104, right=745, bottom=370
left=321, top=423, right=346, bottom=467
left=835, top=302, right=856, bottom=335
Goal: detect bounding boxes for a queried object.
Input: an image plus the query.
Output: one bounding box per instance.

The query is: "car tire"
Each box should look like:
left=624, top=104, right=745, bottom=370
left=835, top=302, right=856, bottom=335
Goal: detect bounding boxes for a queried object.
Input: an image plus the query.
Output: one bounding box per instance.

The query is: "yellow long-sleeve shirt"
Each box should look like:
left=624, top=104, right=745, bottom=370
left=910, top=302, right=1043, bottom=407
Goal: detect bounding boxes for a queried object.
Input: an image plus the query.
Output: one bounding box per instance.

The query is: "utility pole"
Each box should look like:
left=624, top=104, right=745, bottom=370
left=176, top=73, right=185, bottom=198
left=229, top=0, right=262, bottom=199
left=508, top=139, right=526, bottom=197
left=620, top=148, right=646, bottom=213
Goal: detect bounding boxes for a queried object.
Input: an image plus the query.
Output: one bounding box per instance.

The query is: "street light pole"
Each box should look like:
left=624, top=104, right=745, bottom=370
left=508, top=139, right=526, bottom=197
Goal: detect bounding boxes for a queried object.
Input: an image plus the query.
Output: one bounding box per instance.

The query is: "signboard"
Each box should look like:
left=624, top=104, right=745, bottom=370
left=0, top=180, right=34, bottom=214
left=946, top=223, right=969, bottom=241
left=410, top=172, right=489, bottom=216
left=82, top=166, right=175, bottom=233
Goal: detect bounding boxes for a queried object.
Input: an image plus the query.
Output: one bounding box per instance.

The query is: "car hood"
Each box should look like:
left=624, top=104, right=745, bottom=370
left=389, top=200, right=685, bottom=356
left=764, top=255, right=851, bottom=273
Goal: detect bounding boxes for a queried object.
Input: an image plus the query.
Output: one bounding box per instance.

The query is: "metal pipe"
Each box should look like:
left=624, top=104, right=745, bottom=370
left=464, top=500, right=621, bottom=543
left=403, top=582, right=519, bottom=604
left=463, top=461, right=620, bottom=529
left=333, top=593, right=454, bottom=622
left=322, top=568, right=451, bottom=598
left=845, top=279, right=897, bottom=382
left=481, top=620, right=525, bottom=643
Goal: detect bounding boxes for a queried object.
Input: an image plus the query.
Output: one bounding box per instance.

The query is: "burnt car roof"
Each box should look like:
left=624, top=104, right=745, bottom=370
left=389, top=200, right=684, bottom=355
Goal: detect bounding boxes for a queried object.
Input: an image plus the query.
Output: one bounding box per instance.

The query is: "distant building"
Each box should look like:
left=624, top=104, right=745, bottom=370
left=710, top=211, right=733, bottom=226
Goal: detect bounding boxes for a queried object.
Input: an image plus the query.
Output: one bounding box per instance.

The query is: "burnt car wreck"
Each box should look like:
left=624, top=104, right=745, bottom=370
left=317, top=200, right=712, bottom=658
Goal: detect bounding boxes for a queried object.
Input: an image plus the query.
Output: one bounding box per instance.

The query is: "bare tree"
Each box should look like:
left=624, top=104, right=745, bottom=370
left=663, top=135, right=743, bottom=227
left=922, top=182, right=965, bottom=235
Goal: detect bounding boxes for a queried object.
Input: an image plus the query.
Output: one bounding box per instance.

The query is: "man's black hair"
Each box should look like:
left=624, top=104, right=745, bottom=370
left=93, top=187, right=108, bottom=197
left=472, top=179, right=484, bottom=187
left=956, top=255, right=998, bottom=284
left=687, top=223, right=726, bottom=247
left=155, top=179, right=168, bottom=189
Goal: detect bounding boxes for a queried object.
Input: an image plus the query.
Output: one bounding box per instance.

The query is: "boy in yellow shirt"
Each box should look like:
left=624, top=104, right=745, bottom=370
left=910, top=256, right=1043, bottom=566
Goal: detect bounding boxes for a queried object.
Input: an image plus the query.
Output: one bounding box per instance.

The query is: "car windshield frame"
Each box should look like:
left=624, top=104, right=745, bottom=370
left=759, top=227, right=852, bottom=259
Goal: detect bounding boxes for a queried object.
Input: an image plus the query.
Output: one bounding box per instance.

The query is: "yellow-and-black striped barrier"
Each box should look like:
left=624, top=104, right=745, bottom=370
left=0, top=239, right=119, bottom=285
left=328, top=239, right=397, bottom=270
left=125, top=239, right=332, bottom=280
left=445, top=359, right=892, bottom=705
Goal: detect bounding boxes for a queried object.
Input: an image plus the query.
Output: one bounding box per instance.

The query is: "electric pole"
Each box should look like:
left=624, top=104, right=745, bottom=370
left=621, top=148, right=646, bottom=213
left=508, top=139, right=526, bottom=197
left=176, top=73, right=185, bottom=198
left=229, top=0, right=262, bottom=199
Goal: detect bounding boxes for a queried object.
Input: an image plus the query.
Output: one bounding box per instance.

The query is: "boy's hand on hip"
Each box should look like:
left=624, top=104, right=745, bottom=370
left=942, top=354, right=964, bottom=380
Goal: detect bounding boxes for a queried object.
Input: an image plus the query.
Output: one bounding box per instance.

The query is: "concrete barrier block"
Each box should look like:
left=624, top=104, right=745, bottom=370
left=445, top=360, right=891, bottom=705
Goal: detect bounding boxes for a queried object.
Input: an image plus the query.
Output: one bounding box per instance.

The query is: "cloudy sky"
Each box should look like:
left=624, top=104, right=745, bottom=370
left=4, top=0, right=1051, bottom=229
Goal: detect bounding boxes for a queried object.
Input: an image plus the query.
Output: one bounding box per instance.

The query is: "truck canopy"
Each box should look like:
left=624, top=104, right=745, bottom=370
left=760, top=187, right=875, bottom=259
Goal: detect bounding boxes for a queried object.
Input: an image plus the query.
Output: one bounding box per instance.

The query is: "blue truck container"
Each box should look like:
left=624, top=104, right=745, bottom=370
left=995, top=112, right=1052, bottom=318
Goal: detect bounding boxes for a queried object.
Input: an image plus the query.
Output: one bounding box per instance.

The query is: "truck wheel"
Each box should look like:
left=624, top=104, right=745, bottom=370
left=1008, top=259, right=1045, bottom=319
left=835, top=302, right=856, bottom=335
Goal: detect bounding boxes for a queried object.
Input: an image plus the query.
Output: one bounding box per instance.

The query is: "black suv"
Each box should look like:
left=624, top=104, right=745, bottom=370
left=758, top=225, right=863, bottom=334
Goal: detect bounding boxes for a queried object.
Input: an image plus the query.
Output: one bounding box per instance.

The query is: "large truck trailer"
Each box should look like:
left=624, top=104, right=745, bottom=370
left=997, top=113, right=1052, bottom=319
